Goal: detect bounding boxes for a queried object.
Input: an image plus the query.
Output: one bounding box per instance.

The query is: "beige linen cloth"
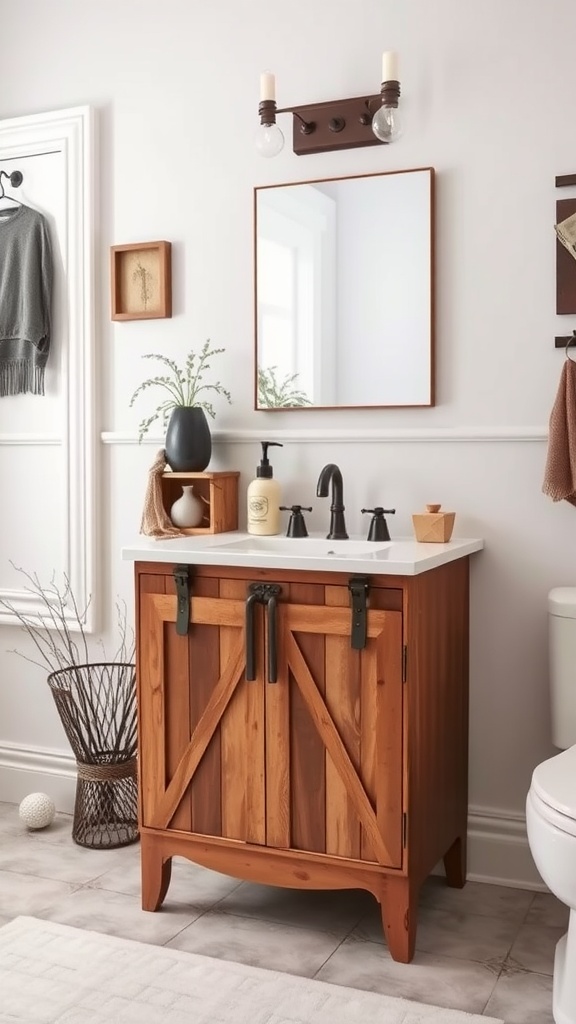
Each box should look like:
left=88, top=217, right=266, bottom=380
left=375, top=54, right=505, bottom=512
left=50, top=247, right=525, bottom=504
left=556, top=212, right=576, bottom=262
left=140, top=449, right=185, bottom=537
left=542, top=357, right=576, bottom=506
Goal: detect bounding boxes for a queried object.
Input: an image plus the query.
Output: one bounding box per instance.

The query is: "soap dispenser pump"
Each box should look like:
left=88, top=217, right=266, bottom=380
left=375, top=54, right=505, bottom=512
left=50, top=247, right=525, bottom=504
left=247, top=441, right=283, bottom=535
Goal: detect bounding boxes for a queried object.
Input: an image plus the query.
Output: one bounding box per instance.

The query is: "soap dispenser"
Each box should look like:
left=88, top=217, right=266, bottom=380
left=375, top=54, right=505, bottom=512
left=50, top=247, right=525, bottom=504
left=247, top=441, right=283, bottom=535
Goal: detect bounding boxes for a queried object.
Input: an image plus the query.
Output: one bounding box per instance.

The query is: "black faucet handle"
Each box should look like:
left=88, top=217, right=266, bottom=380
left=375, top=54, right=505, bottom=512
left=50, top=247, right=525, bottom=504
left=279, top=505, right=313, bottom=538
left=361, top=507, right=396, bottom=542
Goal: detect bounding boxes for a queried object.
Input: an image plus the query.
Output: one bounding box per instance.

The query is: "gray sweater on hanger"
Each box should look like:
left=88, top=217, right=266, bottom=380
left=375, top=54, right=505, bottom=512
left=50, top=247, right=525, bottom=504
left=0, top=203, right=53, bottom=396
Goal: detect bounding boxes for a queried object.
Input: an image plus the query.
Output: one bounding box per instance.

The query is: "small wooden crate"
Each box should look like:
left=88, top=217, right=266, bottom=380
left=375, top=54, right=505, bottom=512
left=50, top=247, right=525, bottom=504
left=161, top=471, right=240, bottom=535
left=412, top=504, right=455, bottom=543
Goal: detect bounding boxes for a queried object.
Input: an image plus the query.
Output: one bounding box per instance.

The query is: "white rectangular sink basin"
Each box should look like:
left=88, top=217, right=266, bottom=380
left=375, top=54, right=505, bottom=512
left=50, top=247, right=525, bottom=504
left=212, top=537, right=392, bottom=557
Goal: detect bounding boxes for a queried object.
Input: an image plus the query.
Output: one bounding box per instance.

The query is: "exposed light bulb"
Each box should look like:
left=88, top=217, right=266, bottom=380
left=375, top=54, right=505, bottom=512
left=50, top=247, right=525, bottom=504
left=255, top=122, right=285, bottom=158
left=371, top=104, right=402, bottom=143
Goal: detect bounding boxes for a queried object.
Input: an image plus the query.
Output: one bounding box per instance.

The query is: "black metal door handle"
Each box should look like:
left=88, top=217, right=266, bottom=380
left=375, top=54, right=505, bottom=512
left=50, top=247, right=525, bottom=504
left=266, top=592, right=279, bottom=683
left=245, top=583, right=282, bottom=683
left=245, top=592, right=259, bottom=681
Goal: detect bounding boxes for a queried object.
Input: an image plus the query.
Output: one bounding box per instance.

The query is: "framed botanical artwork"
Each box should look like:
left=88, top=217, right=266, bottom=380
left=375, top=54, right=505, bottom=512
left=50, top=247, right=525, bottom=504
left=110, top=240, right=172, bottom=320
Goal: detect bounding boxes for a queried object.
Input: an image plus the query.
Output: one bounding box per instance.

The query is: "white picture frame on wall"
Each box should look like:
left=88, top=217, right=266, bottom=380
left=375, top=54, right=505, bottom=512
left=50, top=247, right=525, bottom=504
left=0, top=106, right=96, bottom=630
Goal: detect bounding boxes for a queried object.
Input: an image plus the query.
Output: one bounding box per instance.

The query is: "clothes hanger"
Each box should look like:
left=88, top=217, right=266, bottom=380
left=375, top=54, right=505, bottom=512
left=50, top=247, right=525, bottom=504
left=0, top=169, right=24, bottom=210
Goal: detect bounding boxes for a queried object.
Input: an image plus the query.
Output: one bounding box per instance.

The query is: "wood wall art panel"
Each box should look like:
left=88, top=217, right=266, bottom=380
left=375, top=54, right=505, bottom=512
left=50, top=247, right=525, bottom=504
left=556, top=198, right=576, bottom=314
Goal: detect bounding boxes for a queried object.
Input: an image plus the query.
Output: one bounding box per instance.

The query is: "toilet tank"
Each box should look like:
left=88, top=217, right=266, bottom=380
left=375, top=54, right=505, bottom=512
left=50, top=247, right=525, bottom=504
left=549, top=587, right=576, bottom=749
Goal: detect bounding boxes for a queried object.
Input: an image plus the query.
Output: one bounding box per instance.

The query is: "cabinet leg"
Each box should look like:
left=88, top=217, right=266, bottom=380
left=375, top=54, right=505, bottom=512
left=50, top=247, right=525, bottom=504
left=378, top=877, right=418, bottom=964
left=443, top=834, right=466, bottom=889
left=141, top=841, right=172, bottom=911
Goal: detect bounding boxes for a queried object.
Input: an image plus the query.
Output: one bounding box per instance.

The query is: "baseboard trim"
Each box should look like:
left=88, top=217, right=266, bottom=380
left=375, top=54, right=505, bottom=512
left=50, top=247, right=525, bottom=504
left=466, top=806, right=546, bottom=891
left=0, top=742, right=546, bottom=890
left=0, top=741, right=76, bottom=814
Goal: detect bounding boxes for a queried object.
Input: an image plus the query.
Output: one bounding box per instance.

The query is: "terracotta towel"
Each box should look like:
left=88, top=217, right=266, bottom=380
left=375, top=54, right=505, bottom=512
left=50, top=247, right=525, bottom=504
left=542, top=358, right=576, bottom=506
left=140, top=449, right=184, bottom=537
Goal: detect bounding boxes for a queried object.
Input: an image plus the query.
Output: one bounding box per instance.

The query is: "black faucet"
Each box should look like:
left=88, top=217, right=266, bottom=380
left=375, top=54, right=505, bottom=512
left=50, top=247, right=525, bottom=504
left=316, top=463, right=349, bottom=540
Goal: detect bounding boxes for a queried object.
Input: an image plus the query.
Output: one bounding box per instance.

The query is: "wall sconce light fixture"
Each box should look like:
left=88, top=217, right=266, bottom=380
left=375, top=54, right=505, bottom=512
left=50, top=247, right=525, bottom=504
left=255, top=52, right=402, bottom=158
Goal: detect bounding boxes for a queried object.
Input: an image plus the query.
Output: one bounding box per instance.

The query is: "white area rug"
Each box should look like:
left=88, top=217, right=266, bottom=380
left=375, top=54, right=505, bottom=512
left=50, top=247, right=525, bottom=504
left=0, top=916, right=503, bottom=1024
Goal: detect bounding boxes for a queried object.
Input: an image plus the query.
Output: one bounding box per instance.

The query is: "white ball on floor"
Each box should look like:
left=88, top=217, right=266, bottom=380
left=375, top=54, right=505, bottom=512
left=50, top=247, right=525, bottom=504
left=19, top=792, right=56, bottom=829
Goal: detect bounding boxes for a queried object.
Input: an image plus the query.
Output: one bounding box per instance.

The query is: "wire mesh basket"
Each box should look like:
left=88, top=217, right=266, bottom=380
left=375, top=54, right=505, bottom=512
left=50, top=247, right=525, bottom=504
left=47, top=662, right=138, bottom=849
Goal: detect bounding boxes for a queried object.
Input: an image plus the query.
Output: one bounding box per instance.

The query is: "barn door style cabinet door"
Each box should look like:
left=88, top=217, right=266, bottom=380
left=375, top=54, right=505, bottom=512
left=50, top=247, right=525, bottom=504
left=135, top=557, right=470, bottom=964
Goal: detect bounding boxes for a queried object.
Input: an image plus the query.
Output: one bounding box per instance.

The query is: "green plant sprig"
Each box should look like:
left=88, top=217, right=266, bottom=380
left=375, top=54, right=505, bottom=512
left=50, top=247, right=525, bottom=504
left=129, top=339, right=232, bottom=441
left=257, top=366, right=311, bottom=408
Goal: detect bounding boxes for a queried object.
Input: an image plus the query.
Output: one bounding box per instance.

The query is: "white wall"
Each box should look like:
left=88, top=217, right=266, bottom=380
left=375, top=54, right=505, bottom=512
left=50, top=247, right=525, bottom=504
left=1, top=0, right=575, bottom=888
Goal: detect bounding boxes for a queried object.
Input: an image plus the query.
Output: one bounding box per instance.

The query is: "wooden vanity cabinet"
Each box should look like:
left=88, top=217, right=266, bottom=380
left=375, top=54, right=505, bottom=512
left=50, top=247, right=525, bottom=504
left=134, top=556, right=470, bottom=963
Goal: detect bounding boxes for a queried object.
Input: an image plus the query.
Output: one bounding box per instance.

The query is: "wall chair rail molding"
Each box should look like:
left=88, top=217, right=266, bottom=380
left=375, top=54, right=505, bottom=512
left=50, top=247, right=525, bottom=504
left=101, top=426, right=549, bottom=445
left=255, top=52, right=401, bottom=158
left=0, top=106, right=96, bottom=629
left=0, top=433, right=61, bottom=445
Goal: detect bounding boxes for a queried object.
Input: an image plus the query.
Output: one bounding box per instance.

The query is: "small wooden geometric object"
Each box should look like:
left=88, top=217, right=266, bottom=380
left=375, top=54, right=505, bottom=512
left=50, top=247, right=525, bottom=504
left=412, top=504, right=455, bottom=543
left=160, top=471, right=240, bottom=535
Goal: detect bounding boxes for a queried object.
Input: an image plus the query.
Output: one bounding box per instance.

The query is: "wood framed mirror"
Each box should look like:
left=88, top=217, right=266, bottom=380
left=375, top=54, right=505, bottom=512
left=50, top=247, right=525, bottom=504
left=254, top=166, right=435, bottom=410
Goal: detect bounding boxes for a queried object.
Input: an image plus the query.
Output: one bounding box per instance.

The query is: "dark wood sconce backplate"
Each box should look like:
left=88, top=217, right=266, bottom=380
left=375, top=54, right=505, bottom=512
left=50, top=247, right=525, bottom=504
left=278, top=94, right=386, bottom=156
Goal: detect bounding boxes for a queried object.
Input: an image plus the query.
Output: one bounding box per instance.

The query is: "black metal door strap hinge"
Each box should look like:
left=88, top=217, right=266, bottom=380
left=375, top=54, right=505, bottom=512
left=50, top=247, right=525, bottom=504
left=173, top=565, right=192, bottom=636
left=348, top=575, right=370, bottom=650
left=245, top=583, right=282, bottom=683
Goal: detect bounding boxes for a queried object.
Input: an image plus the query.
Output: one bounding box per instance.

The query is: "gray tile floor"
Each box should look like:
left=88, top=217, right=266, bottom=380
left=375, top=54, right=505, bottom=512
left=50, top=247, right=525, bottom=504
left=0, top=801, right=562, bottom=1023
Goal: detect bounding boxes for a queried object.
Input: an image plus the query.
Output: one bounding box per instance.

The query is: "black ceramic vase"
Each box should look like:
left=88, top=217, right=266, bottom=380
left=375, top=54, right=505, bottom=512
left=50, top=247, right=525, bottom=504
left=164, top=407, right=212, bottom=472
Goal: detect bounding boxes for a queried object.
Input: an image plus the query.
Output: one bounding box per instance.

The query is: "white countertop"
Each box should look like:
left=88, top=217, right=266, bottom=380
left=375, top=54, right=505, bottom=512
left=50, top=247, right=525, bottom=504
left=122, top=532, right=483, bottom=576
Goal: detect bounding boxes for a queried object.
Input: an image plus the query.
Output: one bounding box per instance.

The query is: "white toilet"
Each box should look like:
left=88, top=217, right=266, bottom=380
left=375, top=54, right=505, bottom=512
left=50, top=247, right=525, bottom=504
left=526, top=587, right=576, bottom=1024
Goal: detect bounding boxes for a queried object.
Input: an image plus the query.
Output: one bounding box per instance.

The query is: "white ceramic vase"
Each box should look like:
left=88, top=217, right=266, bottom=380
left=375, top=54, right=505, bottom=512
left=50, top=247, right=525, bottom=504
left=170, top=485, right=204, bottom=528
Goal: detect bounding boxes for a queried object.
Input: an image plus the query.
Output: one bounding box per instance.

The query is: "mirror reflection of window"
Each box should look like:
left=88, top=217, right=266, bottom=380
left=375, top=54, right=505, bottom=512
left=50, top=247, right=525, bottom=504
left=258, top=237, right=296, bottom=376
left=256, top=186, right=338, bottom=407
left=254, top=168, right=434, bottom=410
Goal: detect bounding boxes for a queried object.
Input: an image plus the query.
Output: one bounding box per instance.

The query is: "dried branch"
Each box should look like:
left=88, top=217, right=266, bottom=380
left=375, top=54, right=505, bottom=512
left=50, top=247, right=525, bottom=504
left=0, top=563, right=135, bottom=675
